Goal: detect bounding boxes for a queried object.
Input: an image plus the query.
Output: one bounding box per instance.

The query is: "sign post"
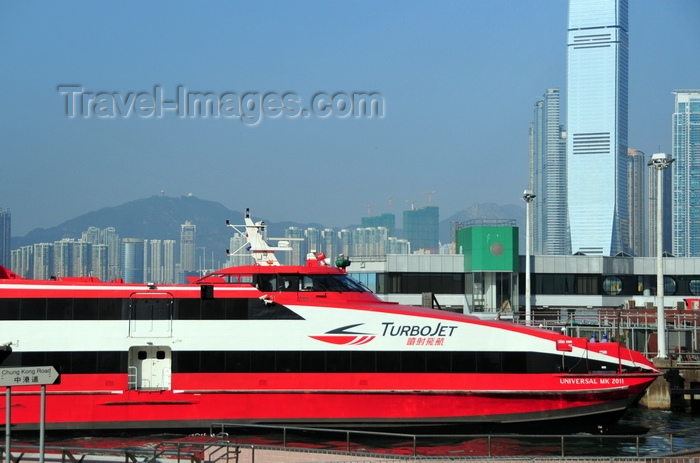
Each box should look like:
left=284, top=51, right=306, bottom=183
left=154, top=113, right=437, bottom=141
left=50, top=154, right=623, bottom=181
left=1, top=366, right=61, bottom=463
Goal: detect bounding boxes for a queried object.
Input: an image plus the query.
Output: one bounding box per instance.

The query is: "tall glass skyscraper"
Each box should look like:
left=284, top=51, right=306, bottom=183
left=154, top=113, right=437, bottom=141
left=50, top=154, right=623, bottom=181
left=627, top=149, right=645, bottom=257
left=567, top=0, right=629, bottom=256
left=672, top=90, right=700, bottom=257
left=529, top=88, right=569, bottom=255
left=403, top=206, right=439, bottom=253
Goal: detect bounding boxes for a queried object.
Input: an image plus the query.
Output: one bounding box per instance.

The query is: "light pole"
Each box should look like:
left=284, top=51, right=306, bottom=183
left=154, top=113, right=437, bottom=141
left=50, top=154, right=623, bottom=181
left=523, top=190, right=536, bottom=326
left=648, top=153, right=673, bottom=359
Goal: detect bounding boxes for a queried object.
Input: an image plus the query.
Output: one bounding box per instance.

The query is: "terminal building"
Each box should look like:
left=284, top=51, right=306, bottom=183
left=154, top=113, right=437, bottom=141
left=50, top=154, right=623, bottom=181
left=348, top=220, right=700, bottom=321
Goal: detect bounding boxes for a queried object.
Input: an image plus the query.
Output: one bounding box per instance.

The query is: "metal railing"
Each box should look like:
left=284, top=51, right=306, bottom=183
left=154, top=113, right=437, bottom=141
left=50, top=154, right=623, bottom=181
left=205, top=422, right=700, bottom=459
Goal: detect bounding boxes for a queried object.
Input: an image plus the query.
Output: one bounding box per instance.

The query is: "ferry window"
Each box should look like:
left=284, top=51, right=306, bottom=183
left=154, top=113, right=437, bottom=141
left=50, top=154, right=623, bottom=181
left=20, top=299, right=46, bottom=320
left=502, top=352, right=527, bottom=373
left=21, top=352, right=45, bottom=367
left=326, top=351, right=351, bottom=372
left=301, top=351, right=325, bottom=372
left=138, top=351, right=147, bottom=360
left=156, top=351, right=166, bottom=360
left=426, top=352, right=451, bottom=373
left=256, top=275, right=277, bottom=292
left=300, top=276, right=318, bottom=291
left=178, top=299, right=201, bottom=320
left=98, top=298, right=123, bottom=320
left=74, top=298, right=99, bottom=320
left=276, top=351, right=300, bottom=372
left=451, top=352, right=476, bottom=373
left=690, top=280, right=700, bottom=296
left=97, top=352, right=124, bottom=373
left=201, top=351, right=225, bottom=373
left=225, top=298, right=248, bottom=320
left=226, top=351, right=251, bottom=372
left=351, top=352, right=376, bottom=372
left=174, top=351, right=200, bottom=373
left=376, top=351, right=401, bottom=373
left=279, top=275, right=300, bottom=292
left=153, top=299, right=172, bottom=319
left=0, top=298, right=20, bottom=320
left=47, top=298, right=73, bottom=320
left=202, top=299, right=226, bottom=319
left=71, top=352, right=97, bottom=374
left=250, top=351, right=275, bottom=372
left=603, top=276, right=623, bottom=296
left=401, top=352, right=426, bottom=373
left=476, top=352, right=501, bottom=373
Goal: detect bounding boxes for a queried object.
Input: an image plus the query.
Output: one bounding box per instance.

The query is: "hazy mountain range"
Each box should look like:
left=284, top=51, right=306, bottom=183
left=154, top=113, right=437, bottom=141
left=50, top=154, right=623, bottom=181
left=11, top=195, right=526, bottom=256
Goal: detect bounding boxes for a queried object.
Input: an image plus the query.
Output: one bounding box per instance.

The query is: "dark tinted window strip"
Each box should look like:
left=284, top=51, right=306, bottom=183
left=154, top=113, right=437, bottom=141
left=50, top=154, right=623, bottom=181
left=5, top=350, right=620, bottom=375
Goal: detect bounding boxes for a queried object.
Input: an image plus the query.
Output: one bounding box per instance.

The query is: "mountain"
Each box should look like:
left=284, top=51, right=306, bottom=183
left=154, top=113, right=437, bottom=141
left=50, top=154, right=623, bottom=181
left=11, top=196, right=324, bottom=264
left=11, top=196, right=526, bottom=257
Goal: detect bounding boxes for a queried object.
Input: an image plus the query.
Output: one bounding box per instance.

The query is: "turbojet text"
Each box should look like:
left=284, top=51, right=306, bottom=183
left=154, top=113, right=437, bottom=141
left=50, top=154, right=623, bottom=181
left=381, top=322, right=458, bottom=337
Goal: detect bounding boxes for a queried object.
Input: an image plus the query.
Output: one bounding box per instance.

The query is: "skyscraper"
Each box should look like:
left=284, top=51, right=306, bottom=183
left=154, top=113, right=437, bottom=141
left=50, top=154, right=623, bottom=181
left=403, top=206, right=439, bottom=253
left=180, top=221, right=196, bottom=272
left=529, top=88, right=569, bottom=255
left=627, top=149, right=645, bottom=257
left=122, top=238, right=144, bottom=283
left=647, top=153, right=673, bottom=257
left=672, top=90, right=700, bottom=257
left=0, top=209, right=10, bottom=267
left=567, top=0, right=629, bottom=256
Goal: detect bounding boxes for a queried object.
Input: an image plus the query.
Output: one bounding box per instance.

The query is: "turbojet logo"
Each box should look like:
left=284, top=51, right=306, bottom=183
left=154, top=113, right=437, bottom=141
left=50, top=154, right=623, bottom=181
left=310, top=321, right=459, bottom=346
left=57, top=85, right=384, bottom=126
left=310, top=323, right=376, bottom=345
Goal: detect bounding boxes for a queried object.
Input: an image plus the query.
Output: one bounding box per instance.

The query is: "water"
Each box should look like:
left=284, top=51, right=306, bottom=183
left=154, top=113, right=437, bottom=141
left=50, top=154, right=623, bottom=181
left=9, top=408, right=700, bottom=458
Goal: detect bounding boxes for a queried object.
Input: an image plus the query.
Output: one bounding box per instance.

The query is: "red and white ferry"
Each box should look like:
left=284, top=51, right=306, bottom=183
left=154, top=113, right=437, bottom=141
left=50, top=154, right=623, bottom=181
left=0, top=210, right=660, bottom=431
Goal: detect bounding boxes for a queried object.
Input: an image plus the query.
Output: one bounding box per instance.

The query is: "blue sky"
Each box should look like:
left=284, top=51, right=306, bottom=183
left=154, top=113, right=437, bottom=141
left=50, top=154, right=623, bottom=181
left=1, top=1, right=699, bottom=236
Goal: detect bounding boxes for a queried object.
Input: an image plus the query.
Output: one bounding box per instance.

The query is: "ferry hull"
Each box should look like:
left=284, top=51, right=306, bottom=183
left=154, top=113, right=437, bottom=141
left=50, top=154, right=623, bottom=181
left=1, top=372, right=657, bottom=431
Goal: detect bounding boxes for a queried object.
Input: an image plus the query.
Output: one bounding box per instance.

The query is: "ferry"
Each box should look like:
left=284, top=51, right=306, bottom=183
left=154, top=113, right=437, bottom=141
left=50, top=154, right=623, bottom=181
left=0, top=210, right=660, bottom=432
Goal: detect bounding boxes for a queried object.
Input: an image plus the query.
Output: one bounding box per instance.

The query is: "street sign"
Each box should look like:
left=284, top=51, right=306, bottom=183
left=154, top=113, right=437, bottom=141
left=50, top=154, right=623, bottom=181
left=0, top=365, right=61, bottom=387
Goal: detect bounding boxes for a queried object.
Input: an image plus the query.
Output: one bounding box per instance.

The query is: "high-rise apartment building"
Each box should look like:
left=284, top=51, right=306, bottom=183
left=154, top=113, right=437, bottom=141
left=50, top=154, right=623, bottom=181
left=91, top=244, right=109, bottom=281
left=284, top=227, right=305, bottom=266
left=162, top=239, right=176, bottom=283
left=672, top=90, right=700, bottom=257
left=403, top=206, right=439, bottom=253
left=180, top=221, right=196, bottom=272
left=567, top=0, right=629, bottom=256
left=33, top=243, right=53, bottom=280
left=529, top=88, right=569, bottom=255
left=627, top=149, right=645, bottom=257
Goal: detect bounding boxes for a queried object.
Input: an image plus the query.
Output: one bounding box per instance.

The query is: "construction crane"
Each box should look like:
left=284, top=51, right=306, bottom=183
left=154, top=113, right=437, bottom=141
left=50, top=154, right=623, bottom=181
left=405, top=199, right=417, bottom=211
left=423, top=191, right=436, bottom=203
left=365, top=204, right=374, bottom=216
left=388, top=195, right=394, bottom=213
